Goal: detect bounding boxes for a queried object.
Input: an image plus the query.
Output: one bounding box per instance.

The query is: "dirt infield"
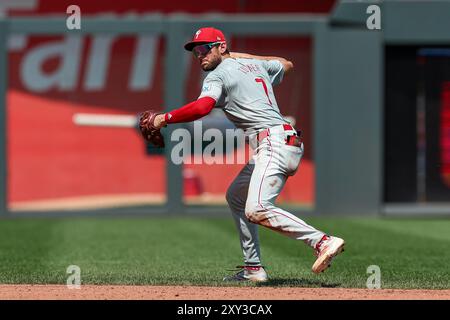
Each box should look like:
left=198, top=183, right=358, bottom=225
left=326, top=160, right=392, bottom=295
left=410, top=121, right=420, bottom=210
left=0, top=285, right=448, bottom=300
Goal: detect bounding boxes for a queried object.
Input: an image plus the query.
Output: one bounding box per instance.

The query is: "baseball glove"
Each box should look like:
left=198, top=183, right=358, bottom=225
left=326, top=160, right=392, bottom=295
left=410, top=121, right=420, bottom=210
left=138, top=110, right=165, bottom=148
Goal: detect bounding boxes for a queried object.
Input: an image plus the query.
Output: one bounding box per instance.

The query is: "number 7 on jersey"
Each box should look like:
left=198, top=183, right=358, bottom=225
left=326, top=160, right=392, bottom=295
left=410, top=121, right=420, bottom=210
left=255, top=77, right=272, bottom=106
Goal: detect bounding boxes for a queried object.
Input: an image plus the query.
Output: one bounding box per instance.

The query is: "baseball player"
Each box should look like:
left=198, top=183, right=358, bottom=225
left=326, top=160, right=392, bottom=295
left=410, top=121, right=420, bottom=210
left=139, top=27, right=345, bottom=282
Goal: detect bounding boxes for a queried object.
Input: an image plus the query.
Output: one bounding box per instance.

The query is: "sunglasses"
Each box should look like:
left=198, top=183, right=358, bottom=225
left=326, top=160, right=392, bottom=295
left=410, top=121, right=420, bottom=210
left=192, top=42, right=222, bottom=58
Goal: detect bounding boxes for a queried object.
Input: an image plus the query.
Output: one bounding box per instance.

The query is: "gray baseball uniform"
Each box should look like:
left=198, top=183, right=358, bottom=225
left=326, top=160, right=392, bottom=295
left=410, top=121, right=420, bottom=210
left=200, top=57, right=325, bottom=266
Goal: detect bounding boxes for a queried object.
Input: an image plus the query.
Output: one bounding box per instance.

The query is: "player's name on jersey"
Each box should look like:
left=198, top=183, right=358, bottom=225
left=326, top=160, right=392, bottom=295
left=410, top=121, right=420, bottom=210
left=238, top=63, right=262, bottom=74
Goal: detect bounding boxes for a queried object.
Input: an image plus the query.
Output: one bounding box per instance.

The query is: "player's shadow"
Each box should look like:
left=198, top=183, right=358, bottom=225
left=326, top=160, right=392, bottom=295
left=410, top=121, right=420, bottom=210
left=255, top=278, right=341, bottom=288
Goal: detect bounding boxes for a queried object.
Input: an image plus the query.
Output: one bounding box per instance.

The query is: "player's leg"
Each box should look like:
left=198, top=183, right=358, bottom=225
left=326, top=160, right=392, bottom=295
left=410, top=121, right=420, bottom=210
left=245, top=137, right=345, bottom=273
left=225, top=161, right=268, bottom=281
left=226, top=161, right=261, bottom=266
left=245, top=138, right=326, bottom=249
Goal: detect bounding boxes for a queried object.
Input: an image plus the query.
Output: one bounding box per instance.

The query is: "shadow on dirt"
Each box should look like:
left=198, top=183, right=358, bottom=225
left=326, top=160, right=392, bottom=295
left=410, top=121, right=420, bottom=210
left=255, top=278, right=341, bottom=288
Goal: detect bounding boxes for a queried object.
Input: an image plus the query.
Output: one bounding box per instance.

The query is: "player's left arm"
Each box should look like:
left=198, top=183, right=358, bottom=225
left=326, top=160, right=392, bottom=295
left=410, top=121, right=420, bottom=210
left=230, top=52, right=294, bottom=75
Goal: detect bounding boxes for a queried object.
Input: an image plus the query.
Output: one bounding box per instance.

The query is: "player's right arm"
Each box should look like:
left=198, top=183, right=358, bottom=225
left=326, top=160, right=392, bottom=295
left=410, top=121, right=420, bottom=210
left=229, top=52, right=294, bottom=74
left=152, top=73, right=223, bottom=128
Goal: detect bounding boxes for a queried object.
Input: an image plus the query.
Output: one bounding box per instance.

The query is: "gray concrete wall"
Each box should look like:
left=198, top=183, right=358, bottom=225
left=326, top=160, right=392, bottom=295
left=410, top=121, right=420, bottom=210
left=314, top=27, right=383, bottom=216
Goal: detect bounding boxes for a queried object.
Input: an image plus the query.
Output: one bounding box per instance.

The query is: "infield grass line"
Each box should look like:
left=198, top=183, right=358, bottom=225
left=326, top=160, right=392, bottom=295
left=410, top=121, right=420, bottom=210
left=0, top=217, right=448, bottom=289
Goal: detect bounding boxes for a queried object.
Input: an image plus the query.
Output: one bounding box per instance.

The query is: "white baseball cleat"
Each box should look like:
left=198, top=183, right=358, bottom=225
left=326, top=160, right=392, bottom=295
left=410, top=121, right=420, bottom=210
left=223, top=266, right=268, bottom=282
left=312, top=235, right=345, bottom=274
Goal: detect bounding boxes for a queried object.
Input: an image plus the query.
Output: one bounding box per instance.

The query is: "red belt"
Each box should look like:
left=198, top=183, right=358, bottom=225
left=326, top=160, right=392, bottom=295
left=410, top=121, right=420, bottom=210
left=257, top=124, right=298, bottom=142
left=256, top=124, right=302, bottom=147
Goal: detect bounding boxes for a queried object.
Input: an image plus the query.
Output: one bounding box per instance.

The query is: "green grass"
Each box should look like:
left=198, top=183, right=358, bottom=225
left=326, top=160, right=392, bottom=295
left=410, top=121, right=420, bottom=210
left=0, top=216, right=449, bottom=289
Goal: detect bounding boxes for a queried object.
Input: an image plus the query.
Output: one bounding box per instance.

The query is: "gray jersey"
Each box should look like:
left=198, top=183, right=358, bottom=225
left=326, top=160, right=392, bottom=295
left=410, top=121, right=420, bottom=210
left=198, top=58, right=287, bottom=132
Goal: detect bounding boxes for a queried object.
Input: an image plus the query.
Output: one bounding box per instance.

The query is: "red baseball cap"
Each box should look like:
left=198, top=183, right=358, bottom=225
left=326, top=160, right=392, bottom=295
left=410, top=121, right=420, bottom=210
left=184, top=27, right=227, bottom=51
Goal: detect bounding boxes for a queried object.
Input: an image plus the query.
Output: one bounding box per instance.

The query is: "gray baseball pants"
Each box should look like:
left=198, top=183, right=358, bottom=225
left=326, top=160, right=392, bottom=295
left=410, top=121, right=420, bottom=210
left=226, top=125, right=326, bottom=266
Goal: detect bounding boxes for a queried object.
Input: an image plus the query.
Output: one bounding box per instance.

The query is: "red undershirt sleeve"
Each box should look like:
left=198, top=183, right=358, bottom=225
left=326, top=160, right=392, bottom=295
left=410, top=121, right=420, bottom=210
left=164, top=96, right=216, bottom=123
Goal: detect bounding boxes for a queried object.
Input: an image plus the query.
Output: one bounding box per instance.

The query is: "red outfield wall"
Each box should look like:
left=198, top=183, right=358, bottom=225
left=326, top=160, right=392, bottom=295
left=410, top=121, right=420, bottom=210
left=6, top=1, right=333, bottom=208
